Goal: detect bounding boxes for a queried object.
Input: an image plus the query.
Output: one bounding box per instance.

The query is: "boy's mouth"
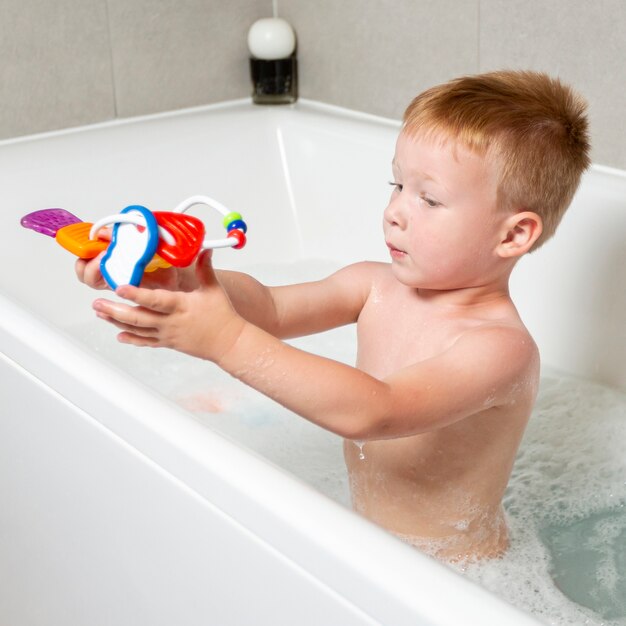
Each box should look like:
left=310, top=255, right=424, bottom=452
left=386, top=241, right=407, bottom=258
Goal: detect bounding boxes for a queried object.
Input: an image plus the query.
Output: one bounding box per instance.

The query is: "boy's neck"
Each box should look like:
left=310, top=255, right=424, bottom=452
left=411, top=278, right=512, bottom=311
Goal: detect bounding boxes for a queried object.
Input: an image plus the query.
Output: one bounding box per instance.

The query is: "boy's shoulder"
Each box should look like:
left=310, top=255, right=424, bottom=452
left=327, top=261, right=391, bottom=296
left=448, top=295, right=540, bottom=374
left=361, top=263, right=538, bottom=377
left=338, top=261, right=390, bottom=277
left=455, top=321, right=538, bottom=364
left=449, top=321, right=540, bottom=411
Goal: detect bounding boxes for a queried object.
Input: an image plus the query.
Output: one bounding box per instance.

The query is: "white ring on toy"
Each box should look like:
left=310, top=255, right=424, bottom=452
left=90, top=196, right=244, bottom=253
left=203, top=237, right=239, bottom=249
left=89, top=213, right=176, bottom=246
left=172, top=194, right=232, bottom=218
left=172, top=195, right=243, bottom=249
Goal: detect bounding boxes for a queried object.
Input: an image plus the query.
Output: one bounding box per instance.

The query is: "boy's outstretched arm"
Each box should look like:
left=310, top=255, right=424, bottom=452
left=93, top=252, right=537, bottom=440
left=77, top=252, right=370, bottom=339
left=216, top=315, right=538, bottom=440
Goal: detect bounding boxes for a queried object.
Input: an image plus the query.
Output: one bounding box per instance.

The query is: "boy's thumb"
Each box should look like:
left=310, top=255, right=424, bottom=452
left=196, top=249, right=217, bottom=287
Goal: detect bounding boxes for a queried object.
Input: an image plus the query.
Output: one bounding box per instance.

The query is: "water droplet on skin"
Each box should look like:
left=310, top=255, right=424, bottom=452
left=353, top=439, right=366, bottom=460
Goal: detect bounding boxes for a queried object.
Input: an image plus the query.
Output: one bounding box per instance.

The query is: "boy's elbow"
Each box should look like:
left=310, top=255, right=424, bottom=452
left=332, top=392, right=431, bottom=441
left=334, top=407, right=396, bottom=441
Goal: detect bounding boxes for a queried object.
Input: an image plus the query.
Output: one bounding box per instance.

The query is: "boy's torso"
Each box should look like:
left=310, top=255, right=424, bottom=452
left=344, top=264, right=537, bottom=560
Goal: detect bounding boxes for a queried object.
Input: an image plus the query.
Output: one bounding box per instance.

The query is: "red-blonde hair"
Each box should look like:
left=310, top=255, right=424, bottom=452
left=403, top=70, right=591, bottom=250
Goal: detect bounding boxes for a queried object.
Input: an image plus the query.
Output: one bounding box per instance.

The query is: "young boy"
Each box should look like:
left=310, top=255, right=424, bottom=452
left=77, top=70, right=590, bottom=561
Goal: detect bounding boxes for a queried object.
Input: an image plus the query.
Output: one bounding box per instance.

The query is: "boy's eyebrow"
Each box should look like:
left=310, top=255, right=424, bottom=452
left=418, top=171, right=437, bottom=183
left=392, top=159, right=442, bottom=187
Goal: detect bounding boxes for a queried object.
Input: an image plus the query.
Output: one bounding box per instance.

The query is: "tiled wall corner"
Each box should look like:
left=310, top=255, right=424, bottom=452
left=1, top=0, right=624, bottom=170
left=0, top=0, right=115, bottom=140
left=479, top=0, right=626, bottom=169
left=280, top=0, right=480, bottom=120
left=107, top=0, right=267, bottom=118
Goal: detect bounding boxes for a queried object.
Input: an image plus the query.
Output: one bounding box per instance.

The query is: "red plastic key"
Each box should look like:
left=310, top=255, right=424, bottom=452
left=153, top=212, right=206, bottom=267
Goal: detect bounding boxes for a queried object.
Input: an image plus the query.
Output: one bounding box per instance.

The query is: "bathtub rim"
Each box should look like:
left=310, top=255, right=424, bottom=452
left=1, top=96, right=621, bottom=190
left=0, top=98, right=401, bottom=149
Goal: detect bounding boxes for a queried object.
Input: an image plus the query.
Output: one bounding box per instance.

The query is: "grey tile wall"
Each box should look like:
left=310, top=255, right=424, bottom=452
left=0, top=0, right=624, bottom=169
left=0, top=0, right=115, bottom=138
left=280, top=0, right=480, bottom=120
left=282, top=0, right=625, bottom=168
left=107, top=0, right=267, bottom=117
left=479, top=0, right=626, bottom=170
left=0, top=0, right=264, bottom=140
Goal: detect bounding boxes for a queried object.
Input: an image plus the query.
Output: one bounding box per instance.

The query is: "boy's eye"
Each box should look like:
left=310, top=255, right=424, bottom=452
left=421, top=195, right=440, bottom=208
left=388, top=181, right=403, bottom=192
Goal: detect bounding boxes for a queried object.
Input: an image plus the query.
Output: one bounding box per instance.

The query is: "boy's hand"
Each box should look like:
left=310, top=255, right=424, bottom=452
left=75, top=252, right=111, bottom=290
left=74, top=227, right=112, bottom=290
left=77, top=254, right=197, bottom=292
left=92, top=250, right=246, bottom=362
left=75, top=227, right=199, bottom=292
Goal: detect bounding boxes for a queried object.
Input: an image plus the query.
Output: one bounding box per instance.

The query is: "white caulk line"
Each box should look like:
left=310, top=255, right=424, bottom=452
left=276, top=125, right=305, bottom=254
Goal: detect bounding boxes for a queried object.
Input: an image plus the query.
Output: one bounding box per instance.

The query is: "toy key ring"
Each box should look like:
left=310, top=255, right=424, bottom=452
left=99, top=205, right=161, bottom=289
left=89, top=212, right=177, bottom=246
left=172, top=195, right=248, bottom=250
left=20, top=194, right=249, bottom=290
left=90, top=195, right=249, bottom=252
left=89, top=196, right=248, bottom=287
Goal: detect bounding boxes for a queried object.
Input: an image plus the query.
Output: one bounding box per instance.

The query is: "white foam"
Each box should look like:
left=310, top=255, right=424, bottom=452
left=464, top=375, right=626, bottom=626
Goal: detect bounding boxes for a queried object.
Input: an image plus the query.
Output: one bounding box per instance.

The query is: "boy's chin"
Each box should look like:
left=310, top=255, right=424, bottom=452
left=390, top=264, right=432, bottom=289
left=390, top=264, right=460, bottom=292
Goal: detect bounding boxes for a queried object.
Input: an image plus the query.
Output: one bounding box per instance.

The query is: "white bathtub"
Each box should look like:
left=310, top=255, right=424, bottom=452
left=0, top=100, right=624, bottom=626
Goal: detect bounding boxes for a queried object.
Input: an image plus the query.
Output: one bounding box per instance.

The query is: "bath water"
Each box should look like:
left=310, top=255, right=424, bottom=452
left=464, top=374, right=626, bottom=626
left=73, top=260, right=626, bottom=626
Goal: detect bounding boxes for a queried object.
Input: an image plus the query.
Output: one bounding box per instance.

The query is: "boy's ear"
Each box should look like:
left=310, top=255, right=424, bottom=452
left=497, top=211, right=543, bottom=258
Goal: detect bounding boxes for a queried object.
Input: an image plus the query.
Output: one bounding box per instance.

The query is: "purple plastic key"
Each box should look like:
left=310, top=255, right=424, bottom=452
left=20, top=208, right=82, bottom=238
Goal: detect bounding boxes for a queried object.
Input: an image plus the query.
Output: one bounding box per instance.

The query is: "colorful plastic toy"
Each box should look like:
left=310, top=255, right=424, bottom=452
left=171, top=195, right=248, bottom=251
left=20, top=195, right=248, bottom=290
left=100, top=205, right=159, bottom=290
left=56, top=222, right=109, bottom=259
left=153, top=212, right=205, bottom=267
left=20, top=208, right=82, bottom=237
left=20, top=208, right=109, bottom=258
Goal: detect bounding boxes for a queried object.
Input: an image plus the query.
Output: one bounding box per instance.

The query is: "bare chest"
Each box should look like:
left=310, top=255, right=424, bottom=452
left=356, top=286, right=468, bottom=379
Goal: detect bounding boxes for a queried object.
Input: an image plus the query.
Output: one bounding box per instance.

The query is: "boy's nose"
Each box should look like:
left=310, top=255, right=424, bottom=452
left=384, top=195, right=406, bottom=228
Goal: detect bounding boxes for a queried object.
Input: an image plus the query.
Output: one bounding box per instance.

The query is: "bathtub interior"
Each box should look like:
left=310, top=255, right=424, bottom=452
left=1, top=100, right=626, bottom=625
left=1, top=101, right=624, bottom=390
left=0, top=103, right=394, bottom=327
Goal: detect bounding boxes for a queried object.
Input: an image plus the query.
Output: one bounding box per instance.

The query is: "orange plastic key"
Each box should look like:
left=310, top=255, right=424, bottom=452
left=55, top=222, right=108, bottom=259
left=56, top=220, right=171, bottom=271
left=145, top=254, right=172, bottom=272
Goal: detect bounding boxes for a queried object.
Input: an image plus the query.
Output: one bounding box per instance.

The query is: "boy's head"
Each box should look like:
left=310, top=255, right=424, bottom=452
left=402, top=70, right=591, bottom=251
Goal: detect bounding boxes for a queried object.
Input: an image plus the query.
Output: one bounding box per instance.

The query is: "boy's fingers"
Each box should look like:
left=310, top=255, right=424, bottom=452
left=76, top=251, right=108, bottom=289
left=196, top=250, right=218, bottom=288
left=95, top=311, right=158, bottom=337
left=93, top=298, right=162, bottom=328
left=75, top=259, right=86, bottom=281
left=115, top=285, right=178, bottom=314
left=117, top=332, right=160, bottom=347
